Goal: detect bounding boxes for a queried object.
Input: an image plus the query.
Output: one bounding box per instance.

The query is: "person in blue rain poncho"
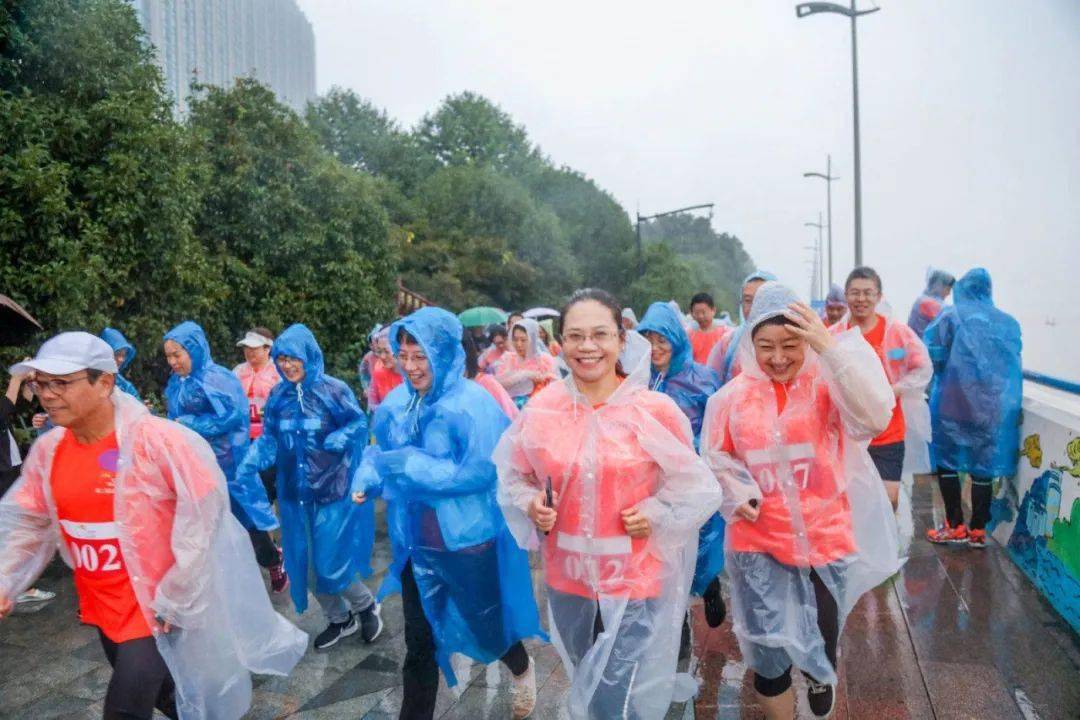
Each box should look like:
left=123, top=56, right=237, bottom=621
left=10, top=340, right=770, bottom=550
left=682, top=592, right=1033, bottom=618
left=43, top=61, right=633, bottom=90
left=706, top=270, right=779, bottom=383
left=907, top=268, right=955, bottom=338
left=236, top=324, right=382, bottom=650
left=100, top=327, right=142, bottom=400
left=924, top=269, right=1022, bottom=548
left=637, top=301, right=727, bottom=631
left=352, top=307, right=544, bottom=720
left=162, top=321, right=285, bottom=578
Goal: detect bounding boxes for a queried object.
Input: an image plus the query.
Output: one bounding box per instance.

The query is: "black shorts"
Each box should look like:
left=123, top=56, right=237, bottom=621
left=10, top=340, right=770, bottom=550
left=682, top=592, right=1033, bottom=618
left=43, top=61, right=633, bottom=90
left=868, top=441, right=905, bottom=481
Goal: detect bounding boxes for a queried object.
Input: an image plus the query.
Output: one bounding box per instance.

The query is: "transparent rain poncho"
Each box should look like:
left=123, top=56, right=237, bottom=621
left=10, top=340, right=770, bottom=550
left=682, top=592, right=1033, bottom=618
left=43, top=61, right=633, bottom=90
left=164, top=321, right=277, bottom=531
left=700, top=282, right=899, bottom=685
left=636, top=301, right=726, bottom=595
left=100, top=327, right=142, bottom=400
left=352, top=308, right=544, bottom=685
left=907, top=268, right=955, bottom=338
left=924, top=268, right=1022, bottom=477
left=495, top=332, right=723, bottom=719
left=498, top=318, right=558, bottom=399
left=235, top=324, right=373, bottom=614
left=0, top=391, right=307, bottom=719
left=706, top=270, right=778, bottom=383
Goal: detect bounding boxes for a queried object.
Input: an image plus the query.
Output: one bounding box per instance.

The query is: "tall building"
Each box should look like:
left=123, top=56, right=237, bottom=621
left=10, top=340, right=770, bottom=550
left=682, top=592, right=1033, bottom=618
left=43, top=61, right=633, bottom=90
left=129, top=0, right=316, bottom=114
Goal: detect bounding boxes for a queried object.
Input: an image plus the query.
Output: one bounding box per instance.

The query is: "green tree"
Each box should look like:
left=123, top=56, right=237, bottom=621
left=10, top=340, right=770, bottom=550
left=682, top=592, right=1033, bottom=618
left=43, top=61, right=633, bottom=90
left=416, top=92, right=542, bottom=175
left=188, top=79, right=397, bottom=377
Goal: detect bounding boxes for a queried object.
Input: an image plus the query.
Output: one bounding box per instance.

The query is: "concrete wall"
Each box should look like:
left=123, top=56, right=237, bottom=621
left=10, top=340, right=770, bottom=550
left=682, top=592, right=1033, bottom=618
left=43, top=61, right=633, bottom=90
left=988, top=381, right=1080, bottom=635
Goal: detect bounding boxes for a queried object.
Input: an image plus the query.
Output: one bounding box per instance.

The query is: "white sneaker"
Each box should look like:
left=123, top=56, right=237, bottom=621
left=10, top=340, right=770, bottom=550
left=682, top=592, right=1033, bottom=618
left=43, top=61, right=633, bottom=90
left=16, top=588, right=55, bottom=604
left=510, top=656, right=536, bottom=719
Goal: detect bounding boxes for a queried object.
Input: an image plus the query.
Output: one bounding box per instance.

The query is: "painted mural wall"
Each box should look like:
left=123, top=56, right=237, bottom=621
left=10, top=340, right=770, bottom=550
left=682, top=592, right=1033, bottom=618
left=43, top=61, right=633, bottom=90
left=988, top=384, right=1080, bottom=635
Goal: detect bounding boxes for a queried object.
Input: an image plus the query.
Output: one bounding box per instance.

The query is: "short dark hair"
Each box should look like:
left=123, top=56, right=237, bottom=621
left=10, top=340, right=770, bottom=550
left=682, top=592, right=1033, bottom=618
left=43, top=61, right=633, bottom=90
left=750, top=315, right=799, bottom=340
left=396, top=328, right=420, bottom=346
left=845, top=266, right=882, bottom=293
left=461, top=329, right=479, bottom=379
left=86, top=369, right=105, bottom=384
left=690, top=292, right=714, bottom=309
left=488, top=325, right=507, bottom=340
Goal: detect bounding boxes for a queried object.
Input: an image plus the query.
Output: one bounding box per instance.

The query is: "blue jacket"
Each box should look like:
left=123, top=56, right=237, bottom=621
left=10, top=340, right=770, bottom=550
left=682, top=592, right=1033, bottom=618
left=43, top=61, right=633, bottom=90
left=637, top=301, right=721, bottom=441
left=924, top=269, right=1022, bottom=477
left=164, top=321, right=277, bottom=531
left=237, top=324, right=372, bottom=612
left=353, top=307, right=543, bottom=682
left=100, top=328, right=141, bottom=401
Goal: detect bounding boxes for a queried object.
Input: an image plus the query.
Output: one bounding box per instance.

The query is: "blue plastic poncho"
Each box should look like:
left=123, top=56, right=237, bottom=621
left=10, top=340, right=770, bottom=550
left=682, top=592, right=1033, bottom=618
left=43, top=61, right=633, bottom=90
left=100, top=327, right=141, bottom=400
left=164, top=321, right=277, bottom=531
left=638, top=301, right=725, bottom=595
left=712, top=270, right=778, bottom=383
left=352, top=307, right=544, bottom=684
left=907, top=268, right=955, bottom=337
left=924, top=268, right=1022, bottom=478
left=236, top=324, right=373, bottom=614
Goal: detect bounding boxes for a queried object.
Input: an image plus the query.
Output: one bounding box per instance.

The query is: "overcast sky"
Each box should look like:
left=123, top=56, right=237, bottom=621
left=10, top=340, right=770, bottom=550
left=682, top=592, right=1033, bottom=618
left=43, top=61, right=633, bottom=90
left=296, top=0, right=1079, bottom=375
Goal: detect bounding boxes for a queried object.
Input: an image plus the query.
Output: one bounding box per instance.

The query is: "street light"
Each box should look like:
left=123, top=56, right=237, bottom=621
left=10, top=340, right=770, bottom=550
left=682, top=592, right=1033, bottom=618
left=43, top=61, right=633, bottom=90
left=805, top=213, right=825, bottom=300
left=635, top=203, right=715, bottom=276
left=803, top=154, right=838, bottom=286
left=796, top=1, right=880, bottom=266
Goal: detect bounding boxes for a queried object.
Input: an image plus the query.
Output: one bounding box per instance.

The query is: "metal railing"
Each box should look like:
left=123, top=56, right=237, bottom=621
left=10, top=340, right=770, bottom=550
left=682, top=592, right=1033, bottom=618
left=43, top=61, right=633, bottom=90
left=1023, top=370, right=1080, bottom=396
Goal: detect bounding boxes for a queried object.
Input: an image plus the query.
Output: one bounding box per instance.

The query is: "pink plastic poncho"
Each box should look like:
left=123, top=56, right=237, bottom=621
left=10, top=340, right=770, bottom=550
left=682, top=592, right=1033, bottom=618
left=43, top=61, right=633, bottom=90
left=475, top=372, right=519, bottom=420
left=700, top=282, right=900, bottom=685
left=0, top=392, right=307, bottom=719
left=495, top=345, right=722, bottom=719
left=497, top=319, right=558, bottom=399
left=232, top=361, right=281, bottom=439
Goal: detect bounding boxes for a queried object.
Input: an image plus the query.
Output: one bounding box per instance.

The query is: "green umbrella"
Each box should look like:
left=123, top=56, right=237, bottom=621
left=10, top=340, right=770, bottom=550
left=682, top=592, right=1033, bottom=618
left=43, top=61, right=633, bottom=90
left=458, top=306, right=508, bottom=328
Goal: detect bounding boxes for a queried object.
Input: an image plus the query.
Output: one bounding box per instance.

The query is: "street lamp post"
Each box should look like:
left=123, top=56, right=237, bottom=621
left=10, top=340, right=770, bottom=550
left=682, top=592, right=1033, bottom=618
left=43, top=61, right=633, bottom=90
left=796, top=1, right=880, bottom=266
left=803, top=154, right=838, bottom=286
left=805, top=213, right=825, bottom=300
left=635, top=203, right=715, bottom=276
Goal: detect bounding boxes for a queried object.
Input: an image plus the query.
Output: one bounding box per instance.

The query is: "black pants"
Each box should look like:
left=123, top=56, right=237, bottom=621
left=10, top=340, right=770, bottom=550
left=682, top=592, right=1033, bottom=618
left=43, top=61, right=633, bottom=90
left=937, top=466, right=993, bottom=530
left=98, top=631, right=178, bottom=720
left=248, top=529, right=279, bottom=568
left=259, top=466, right=277, bottom=505
left=752, top=568, right=839, bottom=697
left=399, top=558, right=529, bottom=720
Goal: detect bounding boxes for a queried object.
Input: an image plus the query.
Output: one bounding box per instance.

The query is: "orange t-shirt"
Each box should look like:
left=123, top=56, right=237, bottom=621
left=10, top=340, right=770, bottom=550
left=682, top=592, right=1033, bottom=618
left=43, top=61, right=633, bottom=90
left=690, top=326, right=727, bottom=365
left=855, top=315, right=904, bottom=446
left=51, top=431, right=152, bottom=643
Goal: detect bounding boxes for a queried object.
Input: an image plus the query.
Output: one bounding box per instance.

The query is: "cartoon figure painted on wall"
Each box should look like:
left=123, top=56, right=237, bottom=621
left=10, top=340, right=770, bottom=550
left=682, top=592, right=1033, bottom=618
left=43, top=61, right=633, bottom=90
left=1021, top=433, right=1043, bottom=469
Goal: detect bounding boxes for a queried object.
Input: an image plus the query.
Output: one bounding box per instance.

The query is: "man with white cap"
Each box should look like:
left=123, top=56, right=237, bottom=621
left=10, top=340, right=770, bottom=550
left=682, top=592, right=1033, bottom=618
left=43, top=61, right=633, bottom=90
left=0, top=332, right=307, bottom=720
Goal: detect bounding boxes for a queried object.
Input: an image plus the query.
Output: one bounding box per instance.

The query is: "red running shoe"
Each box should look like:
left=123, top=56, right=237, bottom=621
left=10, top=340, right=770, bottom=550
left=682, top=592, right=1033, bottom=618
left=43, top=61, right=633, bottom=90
left=927, top=523, right=969, bottom=545
left=269, top=548, right=289, bottom=593
left=967, top=529, right=987, bottom=549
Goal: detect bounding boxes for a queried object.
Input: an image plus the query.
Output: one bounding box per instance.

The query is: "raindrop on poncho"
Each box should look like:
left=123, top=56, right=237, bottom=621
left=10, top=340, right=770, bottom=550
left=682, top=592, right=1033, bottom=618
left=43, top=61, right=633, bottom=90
left=496, top=326, right=723, bottom=719
left=700, top=281, right=900, bottom=685
left=100, top=327, right=141, bottom=400
left=706, top=270, right=778, bottom=383
left=236, top=324, right=374, bottom=614
left=907, top=268, right=955, bottom=338
left=0, top=391, right=307, bottom=719
left=498, top=318, right=558, bottom=400
left=924, top=268, right=1022, bottom=477
left=636, top=301, right=726, bottom=595
left=352, top=307, right=544, bottom=685
left=164, top=321, right=277, bottom=531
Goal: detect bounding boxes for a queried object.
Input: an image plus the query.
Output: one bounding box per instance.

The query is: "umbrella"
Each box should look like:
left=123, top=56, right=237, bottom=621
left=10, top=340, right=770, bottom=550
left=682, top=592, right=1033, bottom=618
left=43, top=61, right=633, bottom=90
left=523, top=307, right=559, bottom=319
left=0, top=294, right=43, bottom=346
left=458, top=306, right=508, bottom=328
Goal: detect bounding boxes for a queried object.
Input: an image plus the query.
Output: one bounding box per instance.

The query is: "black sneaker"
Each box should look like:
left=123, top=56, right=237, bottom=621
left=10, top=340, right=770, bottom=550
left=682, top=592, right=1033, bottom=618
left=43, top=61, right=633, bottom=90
left=703, top=577, right=726, bottom=628
left=805, top=676, right=835, bottom=718
left=314, top=613, right=359, bottom=650
left=358, top=603, right=383, bottom=643
left=679, top=613, right=692, bottom=660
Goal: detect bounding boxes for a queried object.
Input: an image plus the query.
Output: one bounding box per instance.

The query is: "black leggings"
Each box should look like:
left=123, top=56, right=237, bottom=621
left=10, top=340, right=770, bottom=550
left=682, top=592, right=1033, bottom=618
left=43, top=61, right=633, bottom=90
left=248, top=529, right=279, bottom=568
left=98, top=631, right=178, bottom=720
left=752, top=568, right=839, bottom=697
left=399, top=558, right=529, bottom=720
left=937, top=467, right=993, bottom=531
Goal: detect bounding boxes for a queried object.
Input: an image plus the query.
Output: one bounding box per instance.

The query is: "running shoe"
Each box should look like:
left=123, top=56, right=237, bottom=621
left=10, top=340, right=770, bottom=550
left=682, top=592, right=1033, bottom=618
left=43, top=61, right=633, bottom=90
left=358, top=603, right=383, bottom=643
left=704, top=576, right=726, bottom=628
left=967, top=529, right=987, bottom=549
left=16, top=588, right=56, bottom=605
left=268, top=549, right=289, bottom=594
left=314, top=613, right=359, bottom=650
left=806, top=677, right=835, bottom=718
left=510, top=656, right=537, bottom=719
left=926, top=523, right=969, bottom=545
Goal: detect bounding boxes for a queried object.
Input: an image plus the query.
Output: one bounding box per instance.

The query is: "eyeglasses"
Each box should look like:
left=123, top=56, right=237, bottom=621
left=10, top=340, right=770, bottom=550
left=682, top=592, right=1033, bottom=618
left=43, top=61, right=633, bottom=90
left=276, top=356, right=303, bottom=367
left=845, top=289, right=879, bottom=300
left=562, top=329, right=618, bottom=346
left=28, top=374, right=90, bottom=396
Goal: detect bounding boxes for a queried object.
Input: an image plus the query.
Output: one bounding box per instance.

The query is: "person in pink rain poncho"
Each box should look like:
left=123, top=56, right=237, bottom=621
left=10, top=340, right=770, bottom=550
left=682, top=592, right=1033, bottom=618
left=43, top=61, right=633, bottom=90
left=699, top=282, right=900, bottom=720
left=497, top=318, right=558, bottom=406
left=496, top=289, right=722, bottom=720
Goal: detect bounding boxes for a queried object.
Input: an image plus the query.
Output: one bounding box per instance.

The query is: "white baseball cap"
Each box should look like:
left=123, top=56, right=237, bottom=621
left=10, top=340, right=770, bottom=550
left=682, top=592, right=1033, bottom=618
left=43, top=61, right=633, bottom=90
left=10, top=332, right=118, bottom=376
left=236, top=331, right=274, bottom=348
